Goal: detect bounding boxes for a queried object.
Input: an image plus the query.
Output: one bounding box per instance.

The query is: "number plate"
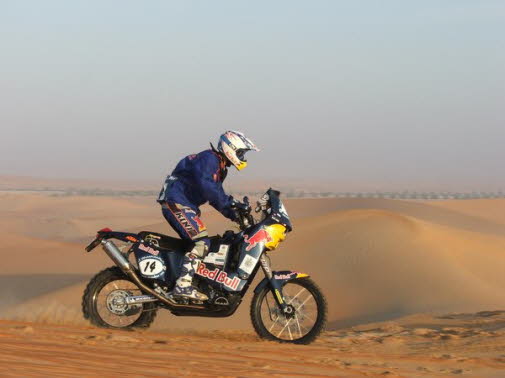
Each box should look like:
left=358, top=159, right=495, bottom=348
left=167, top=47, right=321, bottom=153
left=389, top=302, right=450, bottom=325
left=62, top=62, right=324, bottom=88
left=138, top=256, right=166, bottom=279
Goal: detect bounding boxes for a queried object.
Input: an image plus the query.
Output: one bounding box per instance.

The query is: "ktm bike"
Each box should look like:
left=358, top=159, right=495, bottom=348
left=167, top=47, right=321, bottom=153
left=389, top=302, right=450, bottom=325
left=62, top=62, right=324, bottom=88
left=82, top=189, right=327, bottom=344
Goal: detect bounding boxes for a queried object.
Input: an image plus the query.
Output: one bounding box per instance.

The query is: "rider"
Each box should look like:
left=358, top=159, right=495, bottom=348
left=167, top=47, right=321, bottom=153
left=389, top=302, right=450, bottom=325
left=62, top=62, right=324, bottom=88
left=157, top=131, right=259, bottom=301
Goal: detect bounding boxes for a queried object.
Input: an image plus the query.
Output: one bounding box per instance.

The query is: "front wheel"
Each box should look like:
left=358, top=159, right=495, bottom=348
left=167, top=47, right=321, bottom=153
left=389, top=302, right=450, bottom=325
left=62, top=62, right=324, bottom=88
left=250, top=277, right=327, bottom=344
left=82, top=267, right=158, bottom=329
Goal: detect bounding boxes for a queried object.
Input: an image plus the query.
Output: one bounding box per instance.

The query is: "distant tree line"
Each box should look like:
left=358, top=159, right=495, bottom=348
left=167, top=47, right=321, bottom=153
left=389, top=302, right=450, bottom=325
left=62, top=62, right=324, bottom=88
left=3, top=188, right=505, bottom=200
left=231, top=190, right=505, bottom=200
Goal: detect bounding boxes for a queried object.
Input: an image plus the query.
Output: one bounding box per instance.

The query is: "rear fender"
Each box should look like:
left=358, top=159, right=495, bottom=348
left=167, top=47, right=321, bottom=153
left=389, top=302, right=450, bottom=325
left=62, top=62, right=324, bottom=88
left=254, top=270, right=310, bottom=306
left=100, top=230, right=140, bottom=243
left=85, top=228, right=140, bottom=252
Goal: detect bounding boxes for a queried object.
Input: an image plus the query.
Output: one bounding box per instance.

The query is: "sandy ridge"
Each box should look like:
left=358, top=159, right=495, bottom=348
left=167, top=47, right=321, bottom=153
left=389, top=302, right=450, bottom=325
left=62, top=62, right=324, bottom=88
left=1, top=310, right=504, bottom=377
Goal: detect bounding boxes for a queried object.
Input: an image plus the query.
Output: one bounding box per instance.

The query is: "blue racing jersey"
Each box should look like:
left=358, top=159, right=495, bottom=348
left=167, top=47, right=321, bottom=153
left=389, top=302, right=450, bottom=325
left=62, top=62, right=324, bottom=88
left=157, top=149, right=236, bottom=220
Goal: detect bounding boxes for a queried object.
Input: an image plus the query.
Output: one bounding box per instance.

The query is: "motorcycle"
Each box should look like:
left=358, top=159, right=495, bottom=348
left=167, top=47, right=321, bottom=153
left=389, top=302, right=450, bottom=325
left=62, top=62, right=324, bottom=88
left=82, top=189, right=327, bottom=344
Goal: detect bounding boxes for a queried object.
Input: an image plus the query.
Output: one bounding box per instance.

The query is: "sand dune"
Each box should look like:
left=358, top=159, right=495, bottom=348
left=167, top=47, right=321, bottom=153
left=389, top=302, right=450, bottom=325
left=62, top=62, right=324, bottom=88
left=285, top=197, right=505, bottom=237
left=0, top=275, right=89, bottom=312
left=0, top=232, right=109, bottom=274
left=0, top=281, right=89, bottom=326
left=1, top=194, right=504, bottom=333
left=280, top=209, right=505, bottom=328
left=0, top=194, right=159, bottom=242
left=1, top=193, right=505, bottom=375
left=428, top=198, right=505, bottom=226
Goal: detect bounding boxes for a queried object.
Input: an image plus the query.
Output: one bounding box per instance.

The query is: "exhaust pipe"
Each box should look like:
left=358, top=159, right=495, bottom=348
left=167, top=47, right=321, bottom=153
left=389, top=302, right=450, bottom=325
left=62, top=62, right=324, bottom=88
left=102, top=240, right=131, bottom=271
left=100, top=240, right=203, bottom=309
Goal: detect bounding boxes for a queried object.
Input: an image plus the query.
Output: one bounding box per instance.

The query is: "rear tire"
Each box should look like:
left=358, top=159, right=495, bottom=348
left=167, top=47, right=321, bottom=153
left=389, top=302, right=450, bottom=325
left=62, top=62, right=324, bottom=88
left=82, top=267, right=157, bottom=329
left=250, top=277, right=327, bottom=344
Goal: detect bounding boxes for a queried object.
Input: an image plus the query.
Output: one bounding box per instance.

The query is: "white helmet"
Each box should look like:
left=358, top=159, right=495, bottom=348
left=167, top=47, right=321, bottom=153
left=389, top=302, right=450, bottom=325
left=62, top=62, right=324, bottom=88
left=217, top=131, right=259, bottom=171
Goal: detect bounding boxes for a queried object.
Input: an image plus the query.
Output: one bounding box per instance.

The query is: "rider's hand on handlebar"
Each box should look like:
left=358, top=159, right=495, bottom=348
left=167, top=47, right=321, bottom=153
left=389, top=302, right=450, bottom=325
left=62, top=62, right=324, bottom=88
left=231, top=199, right=251, bottom=213
left=231, top=198, right=253, bottom=229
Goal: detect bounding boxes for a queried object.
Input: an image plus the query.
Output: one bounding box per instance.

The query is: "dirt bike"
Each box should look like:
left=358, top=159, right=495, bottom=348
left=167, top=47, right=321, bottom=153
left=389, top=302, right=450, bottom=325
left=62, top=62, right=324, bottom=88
left=82, top=189, right=327, bottom=344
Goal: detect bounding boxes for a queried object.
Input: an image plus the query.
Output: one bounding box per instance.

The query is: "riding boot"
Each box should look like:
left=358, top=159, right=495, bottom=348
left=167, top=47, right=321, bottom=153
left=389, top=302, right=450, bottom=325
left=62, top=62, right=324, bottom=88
left=169, top=252, right=208, bottom=301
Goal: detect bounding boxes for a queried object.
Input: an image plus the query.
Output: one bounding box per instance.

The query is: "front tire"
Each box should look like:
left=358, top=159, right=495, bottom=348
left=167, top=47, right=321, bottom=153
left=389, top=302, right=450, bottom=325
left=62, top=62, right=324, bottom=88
left=82, top=267, right=157, bottom=329
left=250, top=277, right=327, bottom=344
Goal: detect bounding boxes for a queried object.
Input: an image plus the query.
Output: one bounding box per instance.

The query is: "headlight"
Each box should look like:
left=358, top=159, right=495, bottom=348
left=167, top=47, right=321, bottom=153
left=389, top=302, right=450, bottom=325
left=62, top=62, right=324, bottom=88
left=264, top=224, right=287, bottom=251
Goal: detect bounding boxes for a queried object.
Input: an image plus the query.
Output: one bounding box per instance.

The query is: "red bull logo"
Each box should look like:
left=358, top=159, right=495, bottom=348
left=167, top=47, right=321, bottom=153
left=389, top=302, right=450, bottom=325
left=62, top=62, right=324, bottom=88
left=244, top=229, right=272, bottom=251
left=274, top=273, right=295, bottom=280
left=138, top=243, right=159, bottom=256
left=196, top=263, right=240, bottom=290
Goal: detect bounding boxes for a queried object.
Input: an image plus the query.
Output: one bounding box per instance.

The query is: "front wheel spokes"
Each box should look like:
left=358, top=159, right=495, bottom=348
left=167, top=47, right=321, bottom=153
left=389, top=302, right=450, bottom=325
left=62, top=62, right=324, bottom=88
left=295, top=295, right=316, bottom=325
left=287, top=322, right=293, bottom=340
left=295, top=315, right=303, bottom=337
left=286, top=288, right=306, bottom=305
left=295, top=294, right=313, bottom=313
left=268, top=315, right=280, bottom=332
left=300, top=313, right=315, bottom=324
left=276, top=318, right=292, bottom=338
left=269, top=281, right=319, bottom=341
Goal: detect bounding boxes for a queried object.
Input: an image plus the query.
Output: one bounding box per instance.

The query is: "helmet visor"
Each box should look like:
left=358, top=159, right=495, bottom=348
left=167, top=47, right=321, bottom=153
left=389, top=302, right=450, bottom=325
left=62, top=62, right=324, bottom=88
left=236, top=148, right=248, bottom=162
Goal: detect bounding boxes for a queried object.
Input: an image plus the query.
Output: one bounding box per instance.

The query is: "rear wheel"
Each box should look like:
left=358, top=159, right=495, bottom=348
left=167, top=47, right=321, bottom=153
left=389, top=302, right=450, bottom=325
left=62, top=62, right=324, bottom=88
left=82, top=267, right=157, bottom=329
left=250, top=277, right=327, bottom=344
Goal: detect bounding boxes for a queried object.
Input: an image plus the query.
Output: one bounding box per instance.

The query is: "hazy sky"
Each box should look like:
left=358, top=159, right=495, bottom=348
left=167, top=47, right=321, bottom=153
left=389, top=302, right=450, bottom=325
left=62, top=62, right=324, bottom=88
left=1, top=1, right=504, bottom=190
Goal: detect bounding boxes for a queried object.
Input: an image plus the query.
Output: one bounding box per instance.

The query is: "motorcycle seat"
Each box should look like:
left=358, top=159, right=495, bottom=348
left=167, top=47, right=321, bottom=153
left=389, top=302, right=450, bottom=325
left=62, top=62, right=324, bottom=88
left=137, top=231, right=224, bottom=253
left=138, top=231, right=191, bottom=252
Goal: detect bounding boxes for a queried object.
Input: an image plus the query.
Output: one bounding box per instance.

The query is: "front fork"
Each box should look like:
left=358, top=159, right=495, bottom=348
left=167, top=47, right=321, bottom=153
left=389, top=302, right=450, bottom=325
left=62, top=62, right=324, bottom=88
left=259, top=254, right=295, bottom=316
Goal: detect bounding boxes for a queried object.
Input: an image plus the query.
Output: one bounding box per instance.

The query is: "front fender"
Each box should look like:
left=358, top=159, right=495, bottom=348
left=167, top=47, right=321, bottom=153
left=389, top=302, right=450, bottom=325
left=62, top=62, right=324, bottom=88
left=254, top=270, right=310, bottom=294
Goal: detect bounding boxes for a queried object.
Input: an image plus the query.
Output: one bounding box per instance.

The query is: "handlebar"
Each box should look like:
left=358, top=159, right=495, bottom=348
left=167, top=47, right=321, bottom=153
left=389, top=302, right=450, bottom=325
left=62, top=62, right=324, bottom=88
left=233, top=196, right=255, bottom=231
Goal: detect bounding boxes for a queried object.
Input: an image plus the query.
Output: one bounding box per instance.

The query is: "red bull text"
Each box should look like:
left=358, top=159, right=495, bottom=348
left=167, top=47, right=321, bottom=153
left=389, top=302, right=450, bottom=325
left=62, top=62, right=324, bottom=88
left=196, top=263, right=240, bottom=290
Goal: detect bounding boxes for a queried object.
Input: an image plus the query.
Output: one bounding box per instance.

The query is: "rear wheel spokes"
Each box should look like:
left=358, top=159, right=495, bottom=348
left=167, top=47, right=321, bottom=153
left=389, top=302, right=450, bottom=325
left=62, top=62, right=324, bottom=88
left=96, top=279, right=143, bottom=327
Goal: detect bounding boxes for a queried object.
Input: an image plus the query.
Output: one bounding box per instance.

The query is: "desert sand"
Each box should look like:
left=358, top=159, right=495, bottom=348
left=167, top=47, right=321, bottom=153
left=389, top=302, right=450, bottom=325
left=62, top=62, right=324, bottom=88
left=1, top=311, right=504, bottom=377
left=0, top=192, right=504, bottom=376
